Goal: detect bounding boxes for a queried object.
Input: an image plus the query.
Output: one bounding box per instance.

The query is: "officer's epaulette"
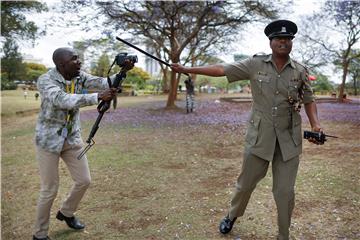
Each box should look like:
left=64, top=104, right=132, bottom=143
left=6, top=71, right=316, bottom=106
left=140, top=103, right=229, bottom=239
left=292, top=59, right=309, bottom=72
left=253, top=52, right=268, bottom=57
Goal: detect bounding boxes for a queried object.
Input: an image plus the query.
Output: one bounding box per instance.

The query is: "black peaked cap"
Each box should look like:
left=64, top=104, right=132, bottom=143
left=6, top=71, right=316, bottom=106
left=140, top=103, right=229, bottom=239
left=264, top=20, right=298, bottom=40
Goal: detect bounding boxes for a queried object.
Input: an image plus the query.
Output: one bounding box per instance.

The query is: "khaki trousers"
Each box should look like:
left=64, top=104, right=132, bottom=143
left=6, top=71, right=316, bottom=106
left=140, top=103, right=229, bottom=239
left=33, top=141, right=91, bottom=238
left=229, top=141, right=299, bottom=240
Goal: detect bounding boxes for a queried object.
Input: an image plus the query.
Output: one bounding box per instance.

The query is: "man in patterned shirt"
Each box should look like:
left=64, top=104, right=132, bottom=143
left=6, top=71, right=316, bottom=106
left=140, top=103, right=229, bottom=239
left=33, top=47, right=133, bottom=240
left=171, top=20, right=323, bottom=240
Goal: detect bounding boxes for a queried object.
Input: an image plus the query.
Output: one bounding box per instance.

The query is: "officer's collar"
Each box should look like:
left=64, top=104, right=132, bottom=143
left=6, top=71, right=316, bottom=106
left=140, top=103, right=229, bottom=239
left=288, top=58, right=296, bottom=68
left=264, top=55, right=272, bottom=63
left=264, top=54, right=296, bottom=69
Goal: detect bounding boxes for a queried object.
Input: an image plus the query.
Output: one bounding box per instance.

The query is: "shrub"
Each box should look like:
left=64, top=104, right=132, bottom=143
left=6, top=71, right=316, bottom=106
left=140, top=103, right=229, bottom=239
left=1, top=80, right=17, bottom=90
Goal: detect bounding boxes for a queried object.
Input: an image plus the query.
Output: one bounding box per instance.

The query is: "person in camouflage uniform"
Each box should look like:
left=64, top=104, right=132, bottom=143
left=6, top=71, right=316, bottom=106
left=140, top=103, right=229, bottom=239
left=33, top=47, right=133, bottom=240
left=171, top=20, right=323, bottom=240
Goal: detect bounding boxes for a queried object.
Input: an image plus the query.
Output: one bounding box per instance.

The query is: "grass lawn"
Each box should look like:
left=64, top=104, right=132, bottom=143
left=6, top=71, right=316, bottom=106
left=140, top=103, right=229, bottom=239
left=1, top=90, right=359, bottom=239
left=1, top=89, right=42, bottom=117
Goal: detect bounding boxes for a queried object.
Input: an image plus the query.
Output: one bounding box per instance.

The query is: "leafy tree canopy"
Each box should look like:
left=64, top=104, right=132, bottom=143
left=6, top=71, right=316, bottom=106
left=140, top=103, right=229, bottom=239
left=24, top=62, right=47, bottom=82
left=310, top=73, right=335, bottom=93
left=1, top=1, right=47, bottom=44
left=299, top=0, right=360, bottom=101
left=59, top=0, right=281, bottom=107
left=1, top=39, right=26, bottom=82
left=1, top=1, right=47, bottom=83
left=90, top=53, right=112, bottom=77
left=125, top=66, right=151, bottom=90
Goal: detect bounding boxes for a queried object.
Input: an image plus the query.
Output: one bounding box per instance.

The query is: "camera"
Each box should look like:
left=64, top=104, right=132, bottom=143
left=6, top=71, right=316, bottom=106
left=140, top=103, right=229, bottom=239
left=115, top=53, right=138, bottom=67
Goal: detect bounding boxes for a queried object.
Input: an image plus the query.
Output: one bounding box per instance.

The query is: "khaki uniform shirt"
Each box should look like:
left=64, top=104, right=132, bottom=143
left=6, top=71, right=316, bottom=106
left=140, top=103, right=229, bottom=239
left=35, top=68, right=110, bottom=153
left=223, top=54, right=315, bottom=161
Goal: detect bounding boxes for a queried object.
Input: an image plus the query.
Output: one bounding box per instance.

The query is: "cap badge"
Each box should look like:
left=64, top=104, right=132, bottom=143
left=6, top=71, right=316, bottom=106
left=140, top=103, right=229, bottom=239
left=281, top=27, right=286, bottom=33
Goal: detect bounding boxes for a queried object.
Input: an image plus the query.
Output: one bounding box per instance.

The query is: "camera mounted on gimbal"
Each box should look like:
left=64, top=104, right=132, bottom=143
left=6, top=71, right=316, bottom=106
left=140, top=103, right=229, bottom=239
left=106, top=52, right=138, bottom=91
left=115, top=37, right=195, bottom=113
left=78, top=51, right=137, bottom=160
left=115, top=53, right=138, bottom=67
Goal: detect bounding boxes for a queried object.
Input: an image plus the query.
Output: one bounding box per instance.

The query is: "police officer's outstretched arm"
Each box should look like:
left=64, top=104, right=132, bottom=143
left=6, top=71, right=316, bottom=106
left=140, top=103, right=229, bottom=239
left=171, top=63, right=225, bottom=77
left=304, top=101, right=323, bottom=144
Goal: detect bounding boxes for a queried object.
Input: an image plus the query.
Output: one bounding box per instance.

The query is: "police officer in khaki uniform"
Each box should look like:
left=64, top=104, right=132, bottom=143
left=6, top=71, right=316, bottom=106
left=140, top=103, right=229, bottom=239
left=171, top=20, right=323, bottom=240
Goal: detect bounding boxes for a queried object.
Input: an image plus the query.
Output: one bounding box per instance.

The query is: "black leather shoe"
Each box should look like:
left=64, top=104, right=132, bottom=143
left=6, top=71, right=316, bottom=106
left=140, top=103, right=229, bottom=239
left=33, top=236, right=51, bottom=240
left=56, top=211, right=85, bottom=230
left=219, top=215, right=237, bottom=234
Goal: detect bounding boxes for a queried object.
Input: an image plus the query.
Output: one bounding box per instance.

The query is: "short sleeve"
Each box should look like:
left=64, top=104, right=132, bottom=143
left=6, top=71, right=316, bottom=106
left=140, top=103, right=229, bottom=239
left=223, top=57, right=252, bottom=83
left=302, top=69, right=315, bottom=104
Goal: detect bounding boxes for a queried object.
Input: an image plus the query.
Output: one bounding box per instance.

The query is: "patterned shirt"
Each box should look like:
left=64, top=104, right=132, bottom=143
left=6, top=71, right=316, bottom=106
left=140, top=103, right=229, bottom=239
left=35, top=68, right=110, bottom=153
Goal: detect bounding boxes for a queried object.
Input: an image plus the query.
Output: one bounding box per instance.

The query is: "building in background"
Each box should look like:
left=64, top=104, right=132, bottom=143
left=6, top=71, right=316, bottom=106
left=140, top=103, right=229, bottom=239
left=144, top=47, right=161, bottom=78
left=22, top=54, right=44, bottom=65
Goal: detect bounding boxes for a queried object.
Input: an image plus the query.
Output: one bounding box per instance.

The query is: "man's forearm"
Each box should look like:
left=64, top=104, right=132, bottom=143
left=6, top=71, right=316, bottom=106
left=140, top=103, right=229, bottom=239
left=172, top=63, right=225, bottom=77
left=304, top=101, right=322, bottom=131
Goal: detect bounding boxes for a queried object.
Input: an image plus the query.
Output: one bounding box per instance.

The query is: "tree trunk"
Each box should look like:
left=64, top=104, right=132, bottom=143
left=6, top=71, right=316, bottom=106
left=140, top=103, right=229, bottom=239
left=354, top=74, right=358, bottom=96
left=162, top=68, right=169, bottom=93
left=166, top=48, right=181, bottom=108
left=338, top=59, right=349, bottom=102
left=174, top=73, right=182, bottom=101
left=166, top=70, right=178, bottom=108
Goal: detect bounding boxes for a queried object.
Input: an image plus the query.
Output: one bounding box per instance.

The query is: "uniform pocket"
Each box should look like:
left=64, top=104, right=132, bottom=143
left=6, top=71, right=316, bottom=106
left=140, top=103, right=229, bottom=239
left=256, top=75, right=271, bottom=95
left=288, top=79, right=302, bottom=101
left=291, top=113, right=302, bottom=146
left=245, top=114, right=261, bottom=145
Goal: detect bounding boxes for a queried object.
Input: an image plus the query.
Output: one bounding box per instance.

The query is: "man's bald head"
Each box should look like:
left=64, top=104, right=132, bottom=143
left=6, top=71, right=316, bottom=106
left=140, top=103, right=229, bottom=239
left=52, top=47, right=75, bottom=67
left=52, top=47, right=81, bottom=80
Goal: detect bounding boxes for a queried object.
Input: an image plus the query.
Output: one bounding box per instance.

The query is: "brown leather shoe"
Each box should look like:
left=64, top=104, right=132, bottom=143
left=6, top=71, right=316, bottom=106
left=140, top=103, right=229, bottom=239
left=56, top=211, right=85, bottom=230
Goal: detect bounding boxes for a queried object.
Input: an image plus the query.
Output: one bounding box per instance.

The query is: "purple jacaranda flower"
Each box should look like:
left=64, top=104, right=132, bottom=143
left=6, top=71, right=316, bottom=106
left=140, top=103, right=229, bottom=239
left=81, top=100, right=360, bottom=130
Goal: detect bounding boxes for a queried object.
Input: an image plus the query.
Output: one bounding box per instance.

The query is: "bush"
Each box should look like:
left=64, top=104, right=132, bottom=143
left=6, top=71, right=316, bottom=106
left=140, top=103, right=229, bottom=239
left=145, top=85, right=155, bottom=91
left=1, top=80, right=17, bottom=90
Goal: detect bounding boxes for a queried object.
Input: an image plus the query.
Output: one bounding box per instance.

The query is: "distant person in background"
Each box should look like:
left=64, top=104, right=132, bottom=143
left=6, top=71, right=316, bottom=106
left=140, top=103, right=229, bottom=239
left=32, top=47, right=133, bottom=240
left=24, top=90, right=28, bottom=99
left=184, top=78, right=195, bottom=113
left=244, top=84, right=251, bottom=94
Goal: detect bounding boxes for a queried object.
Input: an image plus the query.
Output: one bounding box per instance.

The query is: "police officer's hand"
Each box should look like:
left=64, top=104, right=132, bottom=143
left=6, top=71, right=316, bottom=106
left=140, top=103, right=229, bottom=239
left=98, top=88, right=117, bottom=101
left=171, top=63, right=187, bottom=73
left=308, top=126, right=324, bottom=145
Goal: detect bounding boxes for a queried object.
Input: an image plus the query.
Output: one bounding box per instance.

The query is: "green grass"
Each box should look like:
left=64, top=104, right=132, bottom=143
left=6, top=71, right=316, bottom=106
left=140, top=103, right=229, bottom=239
left=1, top=90, right=42, bottom=117
left=1, top=91, right=359, bottom=239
